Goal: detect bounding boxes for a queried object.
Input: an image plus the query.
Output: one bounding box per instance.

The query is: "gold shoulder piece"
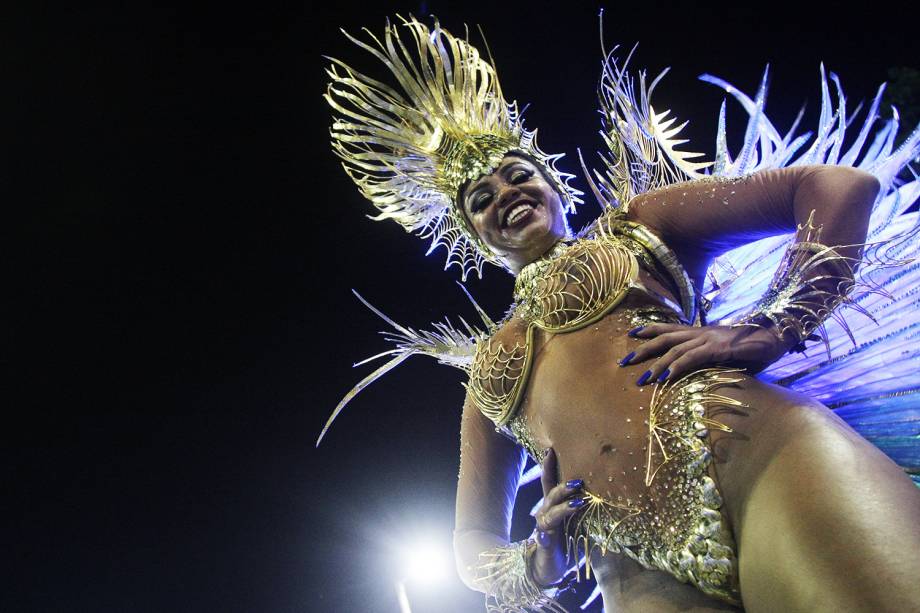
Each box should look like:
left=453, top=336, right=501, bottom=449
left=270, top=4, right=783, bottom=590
left=602, top=216, right=699, bottom=324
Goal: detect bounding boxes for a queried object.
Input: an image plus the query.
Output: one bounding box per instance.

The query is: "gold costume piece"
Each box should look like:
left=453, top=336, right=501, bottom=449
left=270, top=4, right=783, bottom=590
left=474, top=538, right=569, bottom=613
left=324, top=16, right=582, bottom=279
left=731, top=209, right=861, bottom=354
left=565, top=368, right=743, bottom=604
left=469, top=208, right=699, bottom=427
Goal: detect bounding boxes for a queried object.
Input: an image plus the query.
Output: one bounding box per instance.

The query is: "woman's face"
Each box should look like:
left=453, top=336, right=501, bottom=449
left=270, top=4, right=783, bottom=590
left=460, top=155, right=567, bottom=273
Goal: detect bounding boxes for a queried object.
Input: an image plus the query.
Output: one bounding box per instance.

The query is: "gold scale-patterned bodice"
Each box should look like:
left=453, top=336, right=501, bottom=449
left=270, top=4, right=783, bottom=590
left=466, top=211, right=742, bottom=604
left=467, top=211, right=698, bottom=429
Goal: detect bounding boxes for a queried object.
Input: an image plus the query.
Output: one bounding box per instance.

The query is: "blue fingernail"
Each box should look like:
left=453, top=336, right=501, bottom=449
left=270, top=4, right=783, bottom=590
left=619, top=352, right=635, bottom=366
left=566, top=479, right=583, bottom=489
left=627, top=326, right=645, bottom=337
left=568, top=498, right=586, bottom=508
left=637, top=370, right=652, bottom=386
left=657, top=369, right=670, bottom=383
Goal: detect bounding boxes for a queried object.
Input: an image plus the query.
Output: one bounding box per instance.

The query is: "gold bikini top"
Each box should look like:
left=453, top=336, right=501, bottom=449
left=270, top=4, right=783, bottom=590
left=468, top=210, right=699, bottom=427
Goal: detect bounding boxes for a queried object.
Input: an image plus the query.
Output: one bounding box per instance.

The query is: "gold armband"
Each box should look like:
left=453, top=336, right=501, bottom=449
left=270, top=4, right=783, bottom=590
left=731, top=211, right=858, bottom=354
left=474, top=538, right=571, bottom=613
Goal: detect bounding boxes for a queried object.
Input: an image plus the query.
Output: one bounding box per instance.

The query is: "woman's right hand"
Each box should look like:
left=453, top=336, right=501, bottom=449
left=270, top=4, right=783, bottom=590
left=530, top=448, right=585, bottom=587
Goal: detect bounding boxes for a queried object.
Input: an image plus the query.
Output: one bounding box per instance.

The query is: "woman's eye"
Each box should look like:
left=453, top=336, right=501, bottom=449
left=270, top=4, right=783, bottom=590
left=472, top=193, right=492, bottom=212
left=512, top=170, right=533, bottom=183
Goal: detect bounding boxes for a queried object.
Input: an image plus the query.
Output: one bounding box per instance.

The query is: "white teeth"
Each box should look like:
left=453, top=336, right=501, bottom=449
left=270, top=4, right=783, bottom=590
left=506, top=203, right=532, bottom=226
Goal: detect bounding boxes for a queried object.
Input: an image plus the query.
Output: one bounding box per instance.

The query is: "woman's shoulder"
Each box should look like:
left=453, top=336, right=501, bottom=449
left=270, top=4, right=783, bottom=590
left=473, top=310, right=529, bottom=354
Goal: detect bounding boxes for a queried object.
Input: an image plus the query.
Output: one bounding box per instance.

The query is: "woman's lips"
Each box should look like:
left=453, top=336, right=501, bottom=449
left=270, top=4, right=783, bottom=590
left=502, top=201, right=538, bottom=229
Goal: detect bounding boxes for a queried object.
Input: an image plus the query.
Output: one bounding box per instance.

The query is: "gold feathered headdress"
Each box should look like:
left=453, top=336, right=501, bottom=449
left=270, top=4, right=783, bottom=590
left=324, top=15, right=582, bottom=279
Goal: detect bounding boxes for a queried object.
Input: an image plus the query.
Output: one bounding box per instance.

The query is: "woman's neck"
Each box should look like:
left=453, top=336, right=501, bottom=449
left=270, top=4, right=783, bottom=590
left=511, top=237, right=569, bottom=276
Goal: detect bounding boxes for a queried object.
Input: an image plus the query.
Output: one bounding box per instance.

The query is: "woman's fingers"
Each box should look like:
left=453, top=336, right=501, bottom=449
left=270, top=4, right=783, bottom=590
left=636, top=337, right=708, bottom=385
left=544, top=478, right=583, bottom=507
left=620, top=330, right=699, bottom=366
left=655, top=345, right=716, bottom=382
left=535, top=495, right=586, bottom=533
left=627, top=322, right=685, bottom=338
left=540, top=448, right=558, bottom=498
left=625, top=324, right=793, bottom=386
left=541, top=449, right=583, bottom=507
left=536, top=448, right=584, bottom=546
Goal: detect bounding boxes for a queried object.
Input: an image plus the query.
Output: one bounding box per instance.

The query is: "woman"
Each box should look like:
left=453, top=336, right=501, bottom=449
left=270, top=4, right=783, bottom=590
left=322, top=16, right=920, bottom=612
left=453, top=153, right=920, bottom=612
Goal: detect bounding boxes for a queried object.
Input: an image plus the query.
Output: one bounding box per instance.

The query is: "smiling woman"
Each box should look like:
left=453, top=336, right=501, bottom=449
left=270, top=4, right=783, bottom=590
left=458, top=155, right=570, bottom=273
left=321, top=14, right=920, bottom=613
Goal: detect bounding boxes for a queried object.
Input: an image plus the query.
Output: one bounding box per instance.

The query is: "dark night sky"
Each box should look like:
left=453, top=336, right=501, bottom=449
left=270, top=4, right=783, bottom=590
left=8, top=2, right=919, bottom=612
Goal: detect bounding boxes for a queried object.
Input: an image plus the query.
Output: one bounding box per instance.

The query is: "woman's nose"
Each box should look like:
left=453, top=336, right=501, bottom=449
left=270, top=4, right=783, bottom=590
left=497, top=185, right=521, bottom=207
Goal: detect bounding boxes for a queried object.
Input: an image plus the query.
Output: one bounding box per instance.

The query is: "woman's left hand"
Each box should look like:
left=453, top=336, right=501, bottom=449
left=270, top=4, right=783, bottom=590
left=620, top=323, right=793, bottom=385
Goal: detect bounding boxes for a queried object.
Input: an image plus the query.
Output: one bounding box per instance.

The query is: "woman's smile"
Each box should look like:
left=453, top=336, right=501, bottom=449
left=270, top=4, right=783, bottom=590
left=460, top=154, right=568, bottom=272
left=502, top=199, right=539, bottom=228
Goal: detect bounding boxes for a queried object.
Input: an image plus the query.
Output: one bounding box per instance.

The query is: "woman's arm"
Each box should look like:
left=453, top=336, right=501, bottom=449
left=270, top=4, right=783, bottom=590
left=454, top=396, right=526, bottom=590
left=626, top=164, right=880, bottom=285
left=454, top=396, right=583, bottom=600
left=618, top=165, right=880, bottom=384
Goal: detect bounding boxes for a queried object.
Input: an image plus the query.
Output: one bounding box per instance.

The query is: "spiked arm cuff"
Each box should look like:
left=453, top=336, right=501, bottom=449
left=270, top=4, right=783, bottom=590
left=730, top=211, right=858, bottom=354
left=473, top=538, right=572, bottom=613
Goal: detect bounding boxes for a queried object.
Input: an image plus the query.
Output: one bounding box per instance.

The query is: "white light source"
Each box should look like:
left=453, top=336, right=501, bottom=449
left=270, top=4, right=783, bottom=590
left=403, top=539, right=449, bottom=586
left=394, top=536, right=452, bottom=613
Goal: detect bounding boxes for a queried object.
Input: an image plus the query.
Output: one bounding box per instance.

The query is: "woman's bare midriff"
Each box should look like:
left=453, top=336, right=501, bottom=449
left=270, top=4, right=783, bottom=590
left=515, top=292, right=695, bottom=501
left=512, top=292, right=754, bottom=609
left=515, top=291, right=848, bottom=522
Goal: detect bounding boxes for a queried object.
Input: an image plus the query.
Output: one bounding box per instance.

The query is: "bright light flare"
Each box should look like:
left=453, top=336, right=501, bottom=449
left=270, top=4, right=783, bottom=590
left=401, top=539, right=450, bottom=586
